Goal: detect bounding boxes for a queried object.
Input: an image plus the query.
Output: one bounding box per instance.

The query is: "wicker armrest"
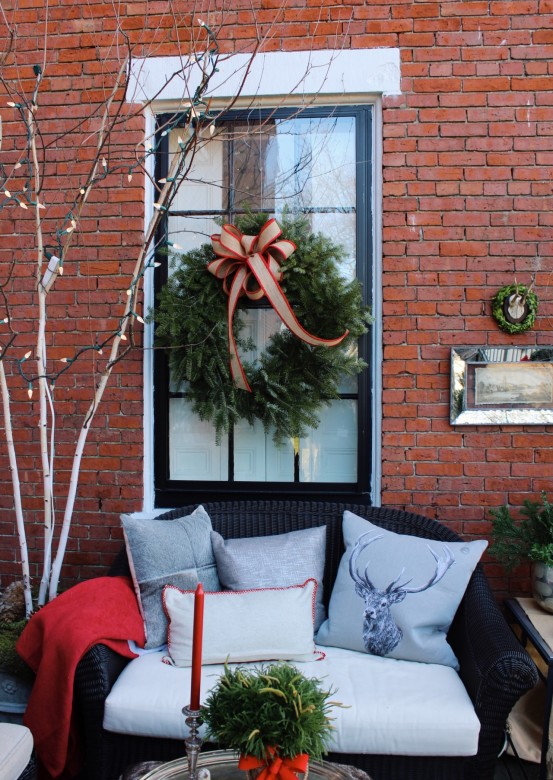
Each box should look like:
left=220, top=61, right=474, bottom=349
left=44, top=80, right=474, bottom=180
left=448, top=567, right=538, bottom=777
left=73, top=644, right=131, bottom=778
left=74, top=643, right=130, bottom=701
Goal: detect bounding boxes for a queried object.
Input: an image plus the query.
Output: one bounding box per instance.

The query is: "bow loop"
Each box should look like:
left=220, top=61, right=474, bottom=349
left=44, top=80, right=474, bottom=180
left=215, top=224, right=249, bottom=260
left=209, top=218, right=348, bottom=392
left=240, top=233, right=258, bottom=255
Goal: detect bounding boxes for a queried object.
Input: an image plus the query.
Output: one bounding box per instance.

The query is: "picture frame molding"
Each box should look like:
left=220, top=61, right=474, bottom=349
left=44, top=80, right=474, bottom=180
left=450, top=346, right=553, bottom=426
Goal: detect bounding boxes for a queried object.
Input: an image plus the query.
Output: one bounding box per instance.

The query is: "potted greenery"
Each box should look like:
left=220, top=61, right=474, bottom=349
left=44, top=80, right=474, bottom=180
left=200, top=663, right=340, bottom=778
left=489, top=492, right=553, bottom=612
left=0, top=581, right=34, bottom=723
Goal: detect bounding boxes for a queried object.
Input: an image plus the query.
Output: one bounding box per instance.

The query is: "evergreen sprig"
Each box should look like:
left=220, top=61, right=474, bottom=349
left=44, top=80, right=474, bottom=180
left=489, top=492, right=553, bottom=569
left=150, top=213, right=371, bottom=443
left=200, top=663, right=340, bottom=761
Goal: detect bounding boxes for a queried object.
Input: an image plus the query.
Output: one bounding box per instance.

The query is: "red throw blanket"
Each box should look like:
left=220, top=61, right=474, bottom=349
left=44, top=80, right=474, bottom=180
left=16, top=575, right=145, bottom=780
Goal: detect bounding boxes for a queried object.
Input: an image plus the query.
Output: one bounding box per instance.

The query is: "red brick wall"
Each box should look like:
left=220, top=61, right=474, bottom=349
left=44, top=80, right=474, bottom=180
left=0, top=0, right=551, bottom=601
left=379, top=0, right=553, bottom=600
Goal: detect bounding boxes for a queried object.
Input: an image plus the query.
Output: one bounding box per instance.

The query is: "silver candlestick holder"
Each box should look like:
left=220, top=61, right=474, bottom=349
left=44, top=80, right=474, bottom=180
left=182, top=705, right=203, bottom=780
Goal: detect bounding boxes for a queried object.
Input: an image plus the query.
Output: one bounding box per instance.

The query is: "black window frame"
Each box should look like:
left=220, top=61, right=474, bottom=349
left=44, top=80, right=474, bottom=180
left=152, top=105, right=373, bottom=508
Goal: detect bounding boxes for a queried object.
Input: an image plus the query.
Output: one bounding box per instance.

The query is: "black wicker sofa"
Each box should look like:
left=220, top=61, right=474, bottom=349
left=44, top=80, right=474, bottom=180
left=72, top=501, right=537, bottom=780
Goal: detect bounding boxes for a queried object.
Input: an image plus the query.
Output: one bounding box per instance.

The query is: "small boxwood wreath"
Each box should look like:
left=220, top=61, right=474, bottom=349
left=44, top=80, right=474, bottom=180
left=492, top=284, right=538, bottom=334
left=150, top=213, right=371, bottom=444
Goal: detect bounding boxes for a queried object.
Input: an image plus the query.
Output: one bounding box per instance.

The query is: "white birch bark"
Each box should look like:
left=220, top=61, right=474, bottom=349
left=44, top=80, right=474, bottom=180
left=0, top=360, right=33, bottom=617
left=26, top=72, right=57, bottom=609
left=47, top=97, right=206, bottom=600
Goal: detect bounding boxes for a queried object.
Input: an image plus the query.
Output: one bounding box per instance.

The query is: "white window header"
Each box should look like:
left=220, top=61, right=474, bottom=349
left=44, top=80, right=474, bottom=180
left=128, top=48, right=401, bottom=105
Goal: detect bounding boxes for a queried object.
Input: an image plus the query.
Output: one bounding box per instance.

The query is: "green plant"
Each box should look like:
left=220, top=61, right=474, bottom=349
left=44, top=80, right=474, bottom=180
left=200, top=662, right=340, bottom=761
left=491, top=284, right=538, bottom=334
left=489, top=492, right=553, bottom=570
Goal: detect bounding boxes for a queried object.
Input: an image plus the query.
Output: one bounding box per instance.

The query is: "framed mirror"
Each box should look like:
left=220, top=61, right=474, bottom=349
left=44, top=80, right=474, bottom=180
left=450, top=346, right=553, bottom=425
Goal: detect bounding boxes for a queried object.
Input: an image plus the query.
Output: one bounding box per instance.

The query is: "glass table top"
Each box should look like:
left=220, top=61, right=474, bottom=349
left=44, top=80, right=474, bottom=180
left=139, top=749, right=363, bottom=780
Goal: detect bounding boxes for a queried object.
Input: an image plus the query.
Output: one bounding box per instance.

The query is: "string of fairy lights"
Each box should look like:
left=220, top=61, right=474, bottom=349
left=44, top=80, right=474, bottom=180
left=0, top=19, right=219, bottom=396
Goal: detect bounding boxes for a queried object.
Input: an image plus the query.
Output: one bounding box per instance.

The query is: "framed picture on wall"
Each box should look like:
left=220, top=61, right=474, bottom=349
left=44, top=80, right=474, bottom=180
left=450, top=346, right=553, bottom=425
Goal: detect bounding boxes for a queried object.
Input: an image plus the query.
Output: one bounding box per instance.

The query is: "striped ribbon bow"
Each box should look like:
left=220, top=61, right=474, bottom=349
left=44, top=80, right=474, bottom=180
left=208, top=218, right=348, bottom=392
left=238, top=750, right=309, bottom=780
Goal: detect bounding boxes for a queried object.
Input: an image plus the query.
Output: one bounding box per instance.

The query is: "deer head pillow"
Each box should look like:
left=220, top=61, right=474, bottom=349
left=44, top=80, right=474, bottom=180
left=316, top=511, right=487, bottom=669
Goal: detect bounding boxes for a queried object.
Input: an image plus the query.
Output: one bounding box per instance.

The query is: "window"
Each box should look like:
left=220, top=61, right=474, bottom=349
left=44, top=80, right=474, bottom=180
left=153, top=106, right=373, bottom=507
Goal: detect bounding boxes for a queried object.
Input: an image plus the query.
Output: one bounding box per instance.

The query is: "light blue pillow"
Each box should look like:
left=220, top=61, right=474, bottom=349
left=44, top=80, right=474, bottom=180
left=122, top=505, right=221, bottom=649
left=316, top=511, right=487, bottom=668
left=211, top=525, right=327, bottom=631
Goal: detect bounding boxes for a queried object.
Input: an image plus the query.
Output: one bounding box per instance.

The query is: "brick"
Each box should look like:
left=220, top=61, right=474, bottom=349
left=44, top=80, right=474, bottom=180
left=412, top=76, right=462, bottom=92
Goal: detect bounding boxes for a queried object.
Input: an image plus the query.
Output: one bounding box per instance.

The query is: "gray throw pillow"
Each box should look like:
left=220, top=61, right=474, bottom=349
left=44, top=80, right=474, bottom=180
left=211, top=525, right=327, bottom=631
left=316, top=510, right=488, bottom=668
left=122, top=505, right=221, bottom=649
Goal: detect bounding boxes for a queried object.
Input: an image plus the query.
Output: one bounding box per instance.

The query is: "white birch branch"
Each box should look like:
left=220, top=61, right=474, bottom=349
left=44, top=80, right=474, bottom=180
left=0, top=359, right=33, bottom=617
left=48, top=49, right=218, bottom=599
left=26, top=69, right=57, bottom=610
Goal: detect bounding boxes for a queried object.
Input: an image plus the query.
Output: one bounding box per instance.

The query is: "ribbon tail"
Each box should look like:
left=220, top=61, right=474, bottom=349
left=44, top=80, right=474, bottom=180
left=272, top=754, right=309, bottom=780
left=285, top=754, right=309, bottom=774
left=248, top=254, right=349, bottom=348
left=228, top=269, right=252, bottom=392
left=278, top=767, right=303, bottom=780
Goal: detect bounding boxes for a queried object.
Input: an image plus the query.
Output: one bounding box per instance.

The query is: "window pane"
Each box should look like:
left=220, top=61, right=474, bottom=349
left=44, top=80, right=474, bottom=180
left=310, top=211, right=356, bottom=281
left=168, top=215, right=221, bottom=255
left=300, top=400, right=358, bottom=483
left=228, top=116, right=356, bottom=219
left=234, top=419, right=294, bottom=482
left=238, top=308, right=281, bottom=364
left=168, top=131, right=223, bottom=250
left=169, top=398, right=229, bottom=480
left=230, top=123, right=278, bottom=211
left=271, top=116, right=356, bottom=212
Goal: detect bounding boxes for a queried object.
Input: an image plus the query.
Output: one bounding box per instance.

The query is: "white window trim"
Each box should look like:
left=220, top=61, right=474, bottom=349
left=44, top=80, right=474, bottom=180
left=139, top=49, right=400, bottom=513
left=129, top=49, right=401, bottom=105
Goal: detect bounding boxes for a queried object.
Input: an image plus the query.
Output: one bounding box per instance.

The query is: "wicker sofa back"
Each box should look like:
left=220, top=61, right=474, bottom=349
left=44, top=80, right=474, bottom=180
left=73, top=501, right=538, bottom=780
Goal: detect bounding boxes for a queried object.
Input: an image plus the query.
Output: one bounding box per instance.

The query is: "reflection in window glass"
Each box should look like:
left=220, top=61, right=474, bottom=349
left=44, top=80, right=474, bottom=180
left=300, top=400, right=358, bottom=483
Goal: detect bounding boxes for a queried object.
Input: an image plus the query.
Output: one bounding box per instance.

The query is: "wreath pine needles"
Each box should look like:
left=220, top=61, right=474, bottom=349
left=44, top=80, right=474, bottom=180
left=150, top=213, right=371, bottom=445
left=491, top=284, right=538, bottom=334
left=200, top=662, right=340, bottom=761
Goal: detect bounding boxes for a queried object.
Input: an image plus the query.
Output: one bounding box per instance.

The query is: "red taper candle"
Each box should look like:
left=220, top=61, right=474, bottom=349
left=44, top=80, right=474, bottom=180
left=190, top=583, right=204, bottom=711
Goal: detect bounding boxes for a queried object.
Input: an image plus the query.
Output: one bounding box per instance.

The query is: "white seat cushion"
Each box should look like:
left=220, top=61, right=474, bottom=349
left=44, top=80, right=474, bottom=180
left=104, top=646, right=480, bottom=757
left=0, top=723, right=33, bottom=780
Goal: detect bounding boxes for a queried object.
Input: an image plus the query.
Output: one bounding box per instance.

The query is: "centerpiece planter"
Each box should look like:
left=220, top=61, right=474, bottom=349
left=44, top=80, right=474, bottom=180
left=531, top=561, right=553, bottom=613
left=200, top=663, right=341, bottom=780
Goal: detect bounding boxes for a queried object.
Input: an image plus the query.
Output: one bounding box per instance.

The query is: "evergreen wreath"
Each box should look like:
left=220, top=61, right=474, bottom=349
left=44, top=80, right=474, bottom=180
left=492, top=284, right=538, bottom=334
left=151, top=213, right=371, bottom=444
